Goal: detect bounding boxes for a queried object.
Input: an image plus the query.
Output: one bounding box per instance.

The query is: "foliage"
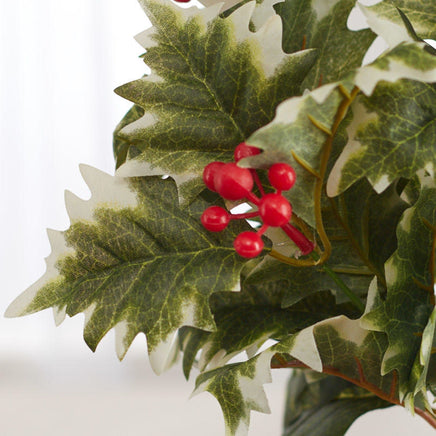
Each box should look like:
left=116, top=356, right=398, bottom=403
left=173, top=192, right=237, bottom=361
left=6, top=0, right=436, bottom=434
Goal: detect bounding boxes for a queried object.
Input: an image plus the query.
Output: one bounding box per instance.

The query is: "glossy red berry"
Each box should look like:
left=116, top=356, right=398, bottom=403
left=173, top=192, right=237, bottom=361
left=259, top=193, right=292, bottom=227
left=173, top=0, right=190, bottom=2
left=201, top=206, right=230, bottom=232
left=214, top=163, right=254, bottom=200
left=268, top=163, right=296, bottom=191
left=234, top=143, right=261, bottom=162
left=234, top=231, right=264, bottom=258
left=203, top=161, right=225, bottom=192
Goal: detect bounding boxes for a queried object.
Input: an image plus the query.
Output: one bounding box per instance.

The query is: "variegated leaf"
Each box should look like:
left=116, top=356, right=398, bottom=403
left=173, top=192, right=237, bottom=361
left=114, top=0, right=317, bottom=202
left=361, top=178, right=436, bottom=401
left=5, top=166, right=252, bottom=374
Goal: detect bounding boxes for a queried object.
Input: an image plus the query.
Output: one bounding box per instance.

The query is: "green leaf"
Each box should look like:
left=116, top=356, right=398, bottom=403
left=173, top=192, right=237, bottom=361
left=196, top=290, right=342, bottom=372
left=360, top=0, right=436, bottom=48
left=244, top=81, right=355, bottom=227
left=113, top=104, right=144, bottom=169
left=361, top=179, right=436, bottom=400
left=328, top=78, right=436, bottom=197
left=282, top=370, right=392, bottom=436
left=115, top=0, right=317, bottom=202
left=178, top=326, right=211, bottom=379
left=407, top=306, right=436, bottom=411
left=191, top=282, right=393, bottom=436
left=275, top=0, right=376, bottom=89
left=244, top=251, right=371, bottom=309
left=193, top=351, right=274, bottom=436
left=5, top=166, right=253, bottom=374
left=333, top=178, right=409, bottom=280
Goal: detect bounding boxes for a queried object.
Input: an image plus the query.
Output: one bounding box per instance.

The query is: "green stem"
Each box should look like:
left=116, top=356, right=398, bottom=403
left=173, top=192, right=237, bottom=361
left=310, top=252, right=365, bottom=312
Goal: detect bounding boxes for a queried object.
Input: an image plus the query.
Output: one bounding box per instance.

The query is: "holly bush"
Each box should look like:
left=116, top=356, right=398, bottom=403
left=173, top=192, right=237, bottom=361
left=6, top=0, right=436, bottom=434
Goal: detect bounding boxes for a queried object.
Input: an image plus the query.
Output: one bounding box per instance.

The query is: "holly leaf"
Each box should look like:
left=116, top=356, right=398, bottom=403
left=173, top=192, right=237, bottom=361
left=328, top=76, right=436, bottom=197
left=195, top=290, right=342, bottom=373
left=114, top=0, right=317, bottom=202
left=336, top=179, right=409, bottom=277
left=244, top=248, right=371, bottom=309
left=360, top=0, right=436, bottom=48
left=243, top=81, right=355, bottom=227
left=192, top=283, right=393, bottom=436
left=193, top=351, right=274, bottom=436
left=275, top=0, right=376, bottom=89
left=282, top=370, right=392, bottom=436
left=361, top=179, right=436, bottom=400
left=5, top=166, right=252, bottom=374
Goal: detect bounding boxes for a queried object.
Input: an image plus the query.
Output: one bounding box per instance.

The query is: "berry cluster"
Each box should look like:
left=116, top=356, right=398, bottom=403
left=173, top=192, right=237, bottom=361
left=201, top=143, right=315, bottom=258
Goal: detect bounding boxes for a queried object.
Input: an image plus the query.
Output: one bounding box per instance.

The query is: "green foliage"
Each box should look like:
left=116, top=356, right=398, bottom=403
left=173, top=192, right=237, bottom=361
left=275, top=0, right=376, bottom=89
left=114, top=0, right=317, bottom=202
left=282, top=370, right=391, bottom=436
left=6, top=166, right=252, bottom=373
left=362, top=179, right=436, bottom=404
left=7, top=0, right=436, bottom=435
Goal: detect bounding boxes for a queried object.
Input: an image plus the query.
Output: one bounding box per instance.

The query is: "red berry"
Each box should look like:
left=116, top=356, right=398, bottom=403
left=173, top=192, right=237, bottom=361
left=268, top=163, right=296, bottom=191
left=173, top=0, right=190, bottom=2
left=214, top=163, right=254, bottom=200
left=203, top=162, right=225, bottom=192
left=201, top=206, right=230, bottom=232
left=234, top=143, right=261, bottom=162
left=259, top=193, right=292, bottom=227
left=234, top=232, right=264, bottom=258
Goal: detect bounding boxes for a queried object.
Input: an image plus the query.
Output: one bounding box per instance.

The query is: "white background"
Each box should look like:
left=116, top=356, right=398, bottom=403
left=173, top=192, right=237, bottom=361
left=0, top=0, right=435, bottom=435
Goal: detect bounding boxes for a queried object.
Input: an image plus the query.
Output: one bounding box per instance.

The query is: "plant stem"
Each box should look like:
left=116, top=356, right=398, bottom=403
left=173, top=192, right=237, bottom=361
left=281, top=223, right=315, bottom=255
left=310, top=252, right=365, bottom=312
left=271, top=356, right=436, bottom=430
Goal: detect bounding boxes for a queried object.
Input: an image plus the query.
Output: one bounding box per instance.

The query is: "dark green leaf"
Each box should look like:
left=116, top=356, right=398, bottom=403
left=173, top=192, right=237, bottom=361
left=275, top=0, right=376, bottom=89
left=283, top=370, right=392, bottom=436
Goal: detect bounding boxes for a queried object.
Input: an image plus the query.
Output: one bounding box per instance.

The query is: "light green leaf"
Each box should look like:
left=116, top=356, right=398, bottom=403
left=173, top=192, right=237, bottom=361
left=114, top=0, right=317, bottom=202
left=327, top=78, right=436, bottom=197
left=282, top=370, right=392, bottom=436
left=275, top=0, right=376, bottom=89
left=361, top=180, right=436, bottom=400
left=360, top=0, right=436, bottom=48
left=5, top=166, right=252, bottom=374
left=193, top=350, right=274, bottom=436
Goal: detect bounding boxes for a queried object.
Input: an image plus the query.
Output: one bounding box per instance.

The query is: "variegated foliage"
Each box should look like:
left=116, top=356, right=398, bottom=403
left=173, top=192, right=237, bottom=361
left=7, top=0, right=436, bottom=435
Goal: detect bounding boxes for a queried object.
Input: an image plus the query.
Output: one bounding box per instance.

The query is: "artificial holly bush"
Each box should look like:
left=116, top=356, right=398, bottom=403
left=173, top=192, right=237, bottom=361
left=6, top=0, right=436, bottom=434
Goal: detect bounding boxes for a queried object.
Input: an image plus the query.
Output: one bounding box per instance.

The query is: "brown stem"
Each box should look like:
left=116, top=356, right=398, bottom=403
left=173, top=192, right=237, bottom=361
left=271, top=355, right=436, bottom=430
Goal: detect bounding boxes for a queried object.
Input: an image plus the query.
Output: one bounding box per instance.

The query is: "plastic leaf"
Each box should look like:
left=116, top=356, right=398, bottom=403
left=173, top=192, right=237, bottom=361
left=5, top=166, right=251, bottom=374
left=328, top=76, right=436, bottom=197
left=193, top=350, right=274, bottom=436
left=275, top=0, right=376, bottom=89
left=361, top=180, right=436, bottom=400
left=114, top=0, right=317, bottom=202
left=282, top=370, right=391, bottom=436
left=360, top=0, right=436, bottom=49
